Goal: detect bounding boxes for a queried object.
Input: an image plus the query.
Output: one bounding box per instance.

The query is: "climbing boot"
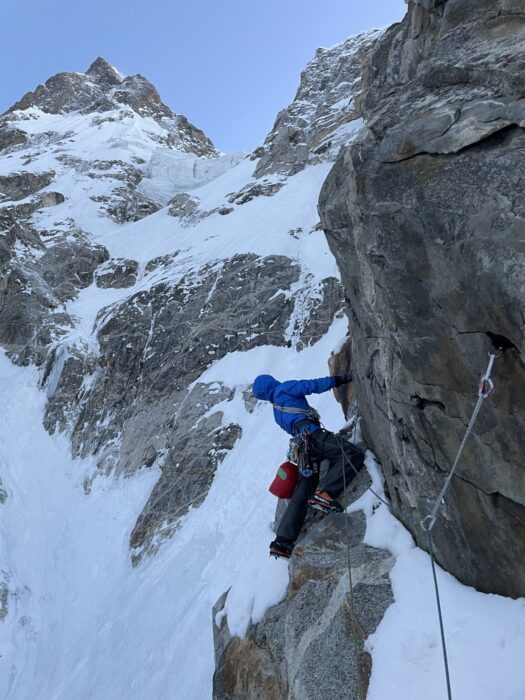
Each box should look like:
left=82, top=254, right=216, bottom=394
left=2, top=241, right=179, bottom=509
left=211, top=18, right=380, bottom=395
left=269, top=539, right=294, bottom=560
left=308, top=491, right=344, bottom=514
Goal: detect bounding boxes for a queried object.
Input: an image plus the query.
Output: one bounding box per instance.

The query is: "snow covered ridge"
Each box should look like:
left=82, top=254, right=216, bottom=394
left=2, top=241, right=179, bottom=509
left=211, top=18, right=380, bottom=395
left=0, top=42, right=370, bottom=566
left=3, top=56, right=216, bottom=157
left=254, top=29, right=381, bottom=177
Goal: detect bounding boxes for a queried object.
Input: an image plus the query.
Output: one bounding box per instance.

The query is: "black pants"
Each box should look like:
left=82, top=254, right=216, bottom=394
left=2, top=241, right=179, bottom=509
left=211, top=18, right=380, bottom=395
left=275, top=429, right=364, bottom=545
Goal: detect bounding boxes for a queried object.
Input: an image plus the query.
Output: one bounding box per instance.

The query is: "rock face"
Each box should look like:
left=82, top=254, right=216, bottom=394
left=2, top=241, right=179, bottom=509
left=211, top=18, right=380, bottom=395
left=213, top=471, right=394, bottom=699
left=0, top=171, right=55, bottom=201
left=319, top=0, right=525, bottom=597
left=6, top=57, right=216, bottom=157
left=254, top=31, right=382, bottom=177
left=0, top=208, right=108, bottom=365
left=129, top=382, right=243, bottom=564
left=94, top=258, right=140, bottom=288
left=84, top=159, right=160, bottom=222
left=167, top=192, right=199, bottom=218
left=85, top=158, right=162, bottom=222
left=41, top=252, right=342, bottom=559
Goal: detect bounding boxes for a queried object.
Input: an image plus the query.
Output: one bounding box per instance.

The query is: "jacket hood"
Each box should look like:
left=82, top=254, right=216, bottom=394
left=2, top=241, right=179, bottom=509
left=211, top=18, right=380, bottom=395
left=253, top=374, right=280, bottom=401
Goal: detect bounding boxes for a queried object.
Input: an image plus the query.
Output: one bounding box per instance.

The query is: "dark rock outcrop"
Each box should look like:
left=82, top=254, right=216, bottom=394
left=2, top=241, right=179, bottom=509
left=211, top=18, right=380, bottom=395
left=300, top=277, right=345, bottom=348
left=0, top=210, right=107, bottom=364
left=0, top=171, right=55, bottom=201
left=43, top=254, right=298, bottom=550
left=129, top=382, right=243, bottom=564
left=40, top=250, right=344, bottom=558
left=319, top=0, right=525, bottom=597
left=329, top=337, right=354, bottom=418
left=213, top=471, right=394, bottom=699
left=94, top=258, right=139, bottom=288
left=167, top=192, right=199, bottom=218
left=93, top=188, right=159, bottom=223
left=227, top=180, right=284, bottom=205
left=5, top=191, right=65, bottom=218
left=87, top=160, right=161, bottom=222
left=0, top=574, right=9, bottom=621
left=0, top=125, right=27, bottom=153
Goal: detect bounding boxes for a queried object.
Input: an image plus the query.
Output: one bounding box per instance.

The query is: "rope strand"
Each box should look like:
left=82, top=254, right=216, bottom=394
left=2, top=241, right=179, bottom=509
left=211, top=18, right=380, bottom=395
left=419, top=350, right=500, bottom=699
left=427, top=529, right=453, bottom=700
left=327, top=349, right=498, bottom=700
left=339, top=427, right=364, bottom=700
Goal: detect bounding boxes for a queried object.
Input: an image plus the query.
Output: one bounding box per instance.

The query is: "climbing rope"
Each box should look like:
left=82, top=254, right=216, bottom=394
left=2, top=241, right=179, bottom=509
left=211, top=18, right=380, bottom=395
left=339, top=431, right=366, bottom=700
left=419, top=350, right=500, bottom=700
left=421, top=351, right=498, bottom=531
left=321, top=411, right=379, bottom=700
left=426, top=528, right=453, bottom=700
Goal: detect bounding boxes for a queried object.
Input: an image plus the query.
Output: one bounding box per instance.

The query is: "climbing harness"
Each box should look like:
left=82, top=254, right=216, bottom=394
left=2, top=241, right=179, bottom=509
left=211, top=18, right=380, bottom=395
left=419, top=350, right=500, bottom=700
left=289, top=432, right=319, bottom=477
left=273, top=403, right=320, bottom=427
left=274, top=403, right=321, bottom=476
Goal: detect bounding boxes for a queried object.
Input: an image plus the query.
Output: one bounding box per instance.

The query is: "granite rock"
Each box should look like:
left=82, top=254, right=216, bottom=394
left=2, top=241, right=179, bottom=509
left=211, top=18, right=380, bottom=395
left=319, top=0, right=525, bottom=597
left=167, top=192, right=199, bottom=218
left=0, top=208, right=108, bottom=364
left=0, top=170, right=55, bottom=201
left=6, top=57, right=217, bottom=158
left=254, top=31, right=382, bottom=178
left=213, top=469, right=394, bottom=699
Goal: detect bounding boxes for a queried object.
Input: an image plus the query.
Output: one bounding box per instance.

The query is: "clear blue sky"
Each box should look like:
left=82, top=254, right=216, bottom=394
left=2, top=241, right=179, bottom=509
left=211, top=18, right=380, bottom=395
left=1, top=0, right=406, bottom=152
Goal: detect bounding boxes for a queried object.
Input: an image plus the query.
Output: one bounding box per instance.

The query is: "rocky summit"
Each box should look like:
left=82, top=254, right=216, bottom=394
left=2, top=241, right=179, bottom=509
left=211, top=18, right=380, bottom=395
left=1, top=2, right=525, bottom=699
left=255, top=30, right=381, bottom=178
left=6, top=57, right=216, bottom=157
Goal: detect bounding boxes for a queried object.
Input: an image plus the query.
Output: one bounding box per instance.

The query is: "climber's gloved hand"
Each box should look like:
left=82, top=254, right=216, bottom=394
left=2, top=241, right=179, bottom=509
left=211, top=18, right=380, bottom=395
left=333, top=371, right=353, bottom=387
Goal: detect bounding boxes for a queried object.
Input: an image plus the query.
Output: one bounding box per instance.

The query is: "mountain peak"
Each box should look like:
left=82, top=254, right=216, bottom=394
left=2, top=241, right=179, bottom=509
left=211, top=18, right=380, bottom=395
left=85, top=57, right=123, bottom=86
left=3, top=60, right=217, bottom=157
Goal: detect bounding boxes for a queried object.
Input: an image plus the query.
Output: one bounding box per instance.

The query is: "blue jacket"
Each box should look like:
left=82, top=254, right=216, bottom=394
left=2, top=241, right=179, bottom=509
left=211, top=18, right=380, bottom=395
left=252, top=374, right=336, bottom=436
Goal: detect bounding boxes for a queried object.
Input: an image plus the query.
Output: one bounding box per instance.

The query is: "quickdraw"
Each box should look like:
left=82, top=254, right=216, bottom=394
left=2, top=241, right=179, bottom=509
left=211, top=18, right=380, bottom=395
left=288, top=432, right=318, bottom=477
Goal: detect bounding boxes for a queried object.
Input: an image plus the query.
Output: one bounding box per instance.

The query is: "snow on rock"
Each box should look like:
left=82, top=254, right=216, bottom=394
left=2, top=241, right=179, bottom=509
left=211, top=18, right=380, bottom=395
left=0, top=47, right=350, bottom=698
left=213, top=448, right=395, bottom=700
left=6, top=57, right=216, bottom=157
left=355, top=456, right=525, bottom=700
left=254, top=30, right=381, bottom=177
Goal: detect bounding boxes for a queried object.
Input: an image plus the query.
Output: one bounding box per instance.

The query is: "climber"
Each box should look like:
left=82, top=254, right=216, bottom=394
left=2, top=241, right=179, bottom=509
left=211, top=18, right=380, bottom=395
left=252, top=373, right=365, bottom=560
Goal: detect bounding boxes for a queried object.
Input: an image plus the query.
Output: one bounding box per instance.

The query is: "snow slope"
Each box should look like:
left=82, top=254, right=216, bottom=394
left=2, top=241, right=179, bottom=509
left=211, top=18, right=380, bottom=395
left=0, top=320, right=350, bottom=699
left=350, top=459, right=525, bottom=700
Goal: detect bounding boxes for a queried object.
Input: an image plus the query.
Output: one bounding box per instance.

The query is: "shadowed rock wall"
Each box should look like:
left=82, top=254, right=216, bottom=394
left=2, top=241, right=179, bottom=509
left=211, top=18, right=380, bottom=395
left=319, top=0, right=525, bottom=597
